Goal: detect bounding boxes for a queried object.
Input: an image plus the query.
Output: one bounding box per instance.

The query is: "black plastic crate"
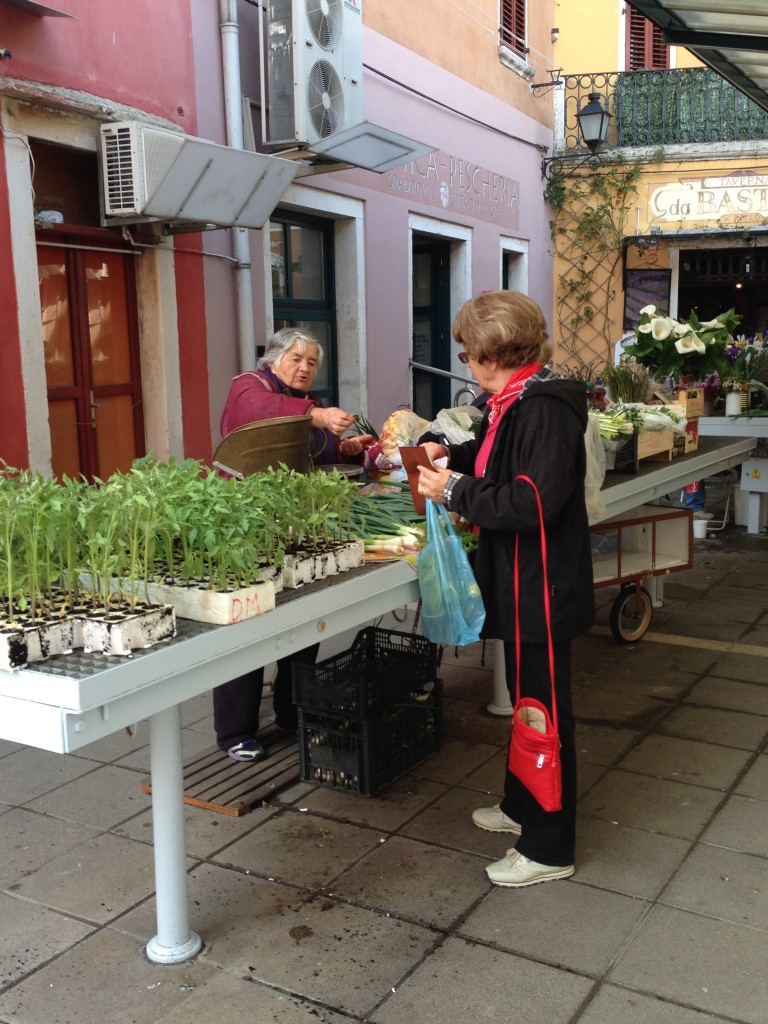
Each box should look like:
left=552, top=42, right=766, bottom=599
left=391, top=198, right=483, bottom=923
left=292, top=626, right=437, bottom=719
left=298, top=682, right=443, bottom=795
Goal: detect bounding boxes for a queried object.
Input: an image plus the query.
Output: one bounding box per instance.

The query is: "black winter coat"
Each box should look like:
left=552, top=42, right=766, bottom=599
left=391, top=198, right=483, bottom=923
left=447, top=369, right=595, bottom=644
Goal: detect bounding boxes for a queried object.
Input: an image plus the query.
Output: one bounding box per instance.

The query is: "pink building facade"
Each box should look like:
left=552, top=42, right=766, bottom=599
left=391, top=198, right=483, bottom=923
left=1, top=0, right=555, bottom=475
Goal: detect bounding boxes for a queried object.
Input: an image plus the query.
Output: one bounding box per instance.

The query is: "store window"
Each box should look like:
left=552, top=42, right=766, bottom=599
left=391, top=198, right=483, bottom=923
left=626, top=8, right=669, bottom=71
left=270, top=213, right=337, bottom=406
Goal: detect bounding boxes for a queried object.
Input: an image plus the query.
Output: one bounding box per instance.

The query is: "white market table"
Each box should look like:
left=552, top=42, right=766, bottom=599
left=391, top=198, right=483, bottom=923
left=0, top=560, right=420, bottom=964
left=698, top=416, right=767, bottom=533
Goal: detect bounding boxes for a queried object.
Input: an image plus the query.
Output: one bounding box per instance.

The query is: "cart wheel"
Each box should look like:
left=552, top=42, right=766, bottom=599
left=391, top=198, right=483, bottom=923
left=609, top=586, right=653, bottom=643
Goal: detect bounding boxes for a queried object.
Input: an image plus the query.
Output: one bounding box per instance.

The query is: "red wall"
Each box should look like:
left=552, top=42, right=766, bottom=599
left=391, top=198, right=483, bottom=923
left=1, top=1, right=197, bottom=129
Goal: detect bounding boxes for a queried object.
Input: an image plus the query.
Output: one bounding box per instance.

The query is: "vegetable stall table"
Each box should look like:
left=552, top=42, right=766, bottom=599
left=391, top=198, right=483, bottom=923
left=0, top=560, right=419, bottom=965
left=487, top=435, right=757, bottom=714
left=698, top=416, right=768, bottom=533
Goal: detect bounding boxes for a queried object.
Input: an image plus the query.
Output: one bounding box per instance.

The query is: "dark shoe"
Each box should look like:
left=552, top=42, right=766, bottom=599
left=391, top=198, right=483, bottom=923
left=225, top=738, right=266, bottom=762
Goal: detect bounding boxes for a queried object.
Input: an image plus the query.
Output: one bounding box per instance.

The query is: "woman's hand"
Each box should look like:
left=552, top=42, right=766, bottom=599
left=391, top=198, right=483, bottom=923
left=417, top=464, right=453, bottom=505
left=309, top=406, right=358, bottom=436
left=339, top=433, right=376, bottom=457
left=421, top=442, right=448, bottom=464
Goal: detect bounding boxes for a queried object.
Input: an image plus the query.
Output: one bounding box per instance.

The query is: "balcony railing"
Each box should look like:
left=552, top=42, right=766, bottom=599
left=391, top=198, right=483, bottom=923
left=559, top=69, right=768, bottom=153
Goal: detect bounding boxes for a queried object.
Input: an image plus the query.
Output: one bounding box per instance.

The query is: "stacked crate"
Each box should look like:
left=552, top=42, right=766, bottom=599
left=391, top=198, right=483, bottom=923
left=670, top=386, right=704, bottom=457
left=293, top=627, right=441, bottom=795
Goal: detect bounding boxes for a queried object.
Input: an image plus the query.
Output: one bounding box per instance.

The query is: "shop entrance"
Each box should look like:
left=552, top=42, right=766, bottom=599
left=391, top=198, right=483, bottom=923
left=678, top=247, right=768, bottom=337
left=412, top=237, right=451, bottom=419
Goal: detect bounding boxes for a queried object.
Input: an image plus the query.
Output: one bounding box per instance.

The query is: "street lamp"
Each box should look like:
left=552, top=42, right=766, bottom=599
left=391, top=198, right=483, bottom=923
left=541, top=91, right=611, bottom=179
left=576, top=92, right=611, bottom=153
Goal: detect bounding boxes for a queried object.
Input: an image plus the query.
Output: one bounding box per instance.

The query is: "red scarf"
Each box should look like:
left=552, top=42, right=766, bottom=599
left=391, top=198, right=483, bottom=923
left=486, top=362, right=543, bottom=424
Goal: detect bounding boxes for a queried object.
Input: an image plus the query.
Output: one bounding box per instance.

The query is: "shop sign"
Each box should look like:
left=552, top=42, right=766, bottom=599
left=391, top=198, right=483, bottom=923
left=382, top=151, right=520, bottom=228
left=650, top=172, right=768, bottom=225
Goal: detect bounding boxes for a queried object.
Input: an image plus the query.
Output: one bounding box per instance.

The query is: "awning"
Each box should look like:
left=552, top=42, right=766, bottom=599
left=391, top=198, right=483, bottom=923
left=628, top=0, right=768, bottom=112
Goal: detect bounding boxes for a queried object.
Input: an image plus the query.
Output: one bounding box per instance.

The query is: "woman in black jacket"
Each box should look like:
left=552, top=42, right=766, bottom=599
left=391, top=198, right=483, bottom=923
left=417, top=290, right=594, bottom=888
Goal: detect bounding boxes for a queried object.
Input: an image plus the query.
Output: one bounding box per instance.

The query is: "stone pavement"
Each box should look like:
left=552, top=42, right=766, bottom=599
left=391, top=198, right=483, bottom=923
left=0, top=526, right=767, bottom=1024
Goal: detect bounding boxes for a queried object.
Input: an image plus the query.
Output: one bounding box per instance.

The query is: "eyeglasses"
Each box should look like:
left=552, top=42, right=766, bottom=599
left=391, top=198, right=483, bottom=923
left=458, top=350, right=471, bottom=364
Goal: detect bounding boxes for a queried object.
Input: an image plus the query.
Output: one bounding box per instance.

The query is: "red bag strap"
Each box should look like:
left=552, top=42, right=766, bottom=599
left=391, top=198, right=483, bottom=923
left=513, top=474, right=558, bottom=733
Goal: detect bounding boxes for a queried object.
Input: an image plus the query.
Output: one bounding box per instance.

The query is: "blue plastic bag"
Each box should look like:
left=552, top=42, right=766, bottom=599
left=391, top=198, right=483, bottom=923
left=417, top=500, right=486, bottom=646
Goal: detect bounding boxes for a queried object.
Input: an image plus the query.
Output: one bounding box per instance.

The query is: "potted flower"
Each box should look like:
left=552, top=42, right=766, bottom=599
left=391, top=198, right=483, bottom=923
left=622, top=305, right=740, bottom=384
left=721, top=339, right=768, bottom=415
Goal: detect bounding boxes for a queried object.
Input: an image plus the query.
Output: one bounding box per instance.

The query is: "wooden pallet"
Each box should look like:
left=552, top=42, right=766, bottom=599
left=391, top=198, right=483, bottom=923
left=139, top=724, right=300, bottom=816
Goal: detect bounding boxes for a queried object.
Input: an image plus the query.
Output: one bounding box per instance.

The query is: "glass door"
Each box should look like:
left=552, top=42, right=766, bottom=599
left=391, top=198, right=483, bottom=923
left=412, top=239, right=451, bottom=419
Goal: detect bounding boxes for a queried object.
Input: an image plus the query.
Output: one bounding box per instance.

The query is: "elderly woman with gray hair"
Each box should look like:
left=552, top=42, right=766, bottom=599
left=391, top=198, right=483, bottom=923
left=214, top=327, right=375, bottom=763
left=219, top=326, right=375, bottom=466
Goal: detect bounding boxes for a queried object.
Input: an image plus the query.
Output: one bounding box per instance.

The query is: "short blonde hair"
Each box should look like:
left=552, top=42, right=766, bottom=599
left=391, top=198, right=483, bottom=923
left=452, top=291, right=552, bottom=367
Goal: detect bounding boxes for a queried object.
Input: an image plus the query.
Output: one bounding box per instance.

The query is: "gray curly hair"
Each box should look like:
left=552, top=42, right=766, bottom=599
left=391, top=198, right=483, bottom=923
left=257, top=327, right=324, bottom=371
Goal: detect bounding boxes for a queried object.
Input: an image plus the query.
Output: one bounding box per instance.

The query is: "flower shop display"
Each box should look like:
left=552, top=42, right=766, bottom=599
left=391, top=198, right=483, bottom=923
left=721, top=338, right=768, bottom=414
left=622, top=305, right=740, bottom=383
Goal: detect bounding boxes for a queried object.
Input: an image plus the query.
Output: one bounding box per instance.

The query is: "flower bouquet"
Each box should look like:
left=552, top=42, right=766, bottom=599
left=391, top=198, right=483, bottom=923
left=721, top=338, right=768, bottom=392
left=622, top=305, right=740, bottom=382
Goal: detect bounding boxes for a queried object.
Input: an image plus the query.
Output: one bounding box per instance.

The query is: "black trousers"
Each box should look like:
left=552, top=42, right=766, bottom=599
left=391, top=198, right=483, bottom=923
left=213, top=644, right=319, bottom=750
left=500, top=640, right=576, bottom=867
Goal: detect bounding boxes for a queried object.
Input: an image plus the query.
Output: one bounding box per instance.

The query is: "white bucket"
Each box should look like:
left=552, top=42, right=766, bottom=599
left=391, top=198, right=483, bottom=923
left=693, top=518, right=708, bottom=539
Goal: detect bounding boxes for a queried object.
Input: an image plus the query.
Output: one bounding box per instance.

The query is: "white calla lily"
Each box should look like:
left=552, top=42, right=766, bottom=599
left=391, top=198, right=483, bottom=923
left=673, top=322, right=692, bottom=336
left=651, top=317, right=674, bottom=341
left=639, top=304, right=657, bottom=316
left=638, top=322, right=653, bottom=334
left=675, top=335, right=706, bottom=355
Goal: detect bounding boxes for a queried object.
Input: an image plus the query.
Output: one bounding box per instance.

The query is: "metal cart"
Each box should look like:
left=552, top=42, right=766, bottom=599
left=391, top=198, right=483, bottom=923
left=590, top=504, right=693, bottom=642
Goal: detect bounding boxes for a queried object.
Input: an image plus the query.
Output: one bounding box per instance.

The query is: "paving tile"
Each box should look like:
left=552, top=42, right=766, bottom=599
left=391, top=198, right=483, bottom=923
left=330, top=834, right=488, bottom=929
left=408, top=737, right=500, bottom=787
left=114, top=800, right=279, bottom=859
left=211, top=809, right=383, bottom=889
left=707, top=651, right=768, bottom=684
left=457, top=746, right=507, bottom=795
left=700, top=793, right=768, bottom=857
left=572, top=683, right=669, bottom=731
left=0, top=892, right=94, bottom=989
left=0, top=748, right=98, bottom=804
left=661, top=843, right=768, bottom=930
left=442, top=697, right=514, bottom=744
left=0, top=738, right=24, bottom=758
left=577, top=761, right=607, bottom=797
left=578, top=770, right=722, bottom=839
left=25, top=763, right=151, bottom=829
left=576, top=817, right=690, bottom=900
left=579, top=984, right=735, bottom=1024
left=575, top=723, right=640, bottom=766
left=8, top=832, right=163, bottom=924
left=121, top=863, right=437, bottom=1019
left=686, top=676, right=768, bottom=715
left=75, top=725, right=150, bottom=764
left=402, top=785, right=514, bottom=857
left=658, top=704, right=768, bottom=750
left=617, top=734, right=750, bottom=790
left=297, top=774, right=447, bottom=832
left=155, top=970, right=352, bottom=1024
left=116, top=724, right=212, bottom=771
left=0, top=808, right=100, bottom=890
left=735, top=752, right=768, bottom=799
left=610, top=904, right=768, bottom=1023
left=460, top=880, right=648, bottom=976
left=370, top=935, right=593, bottom=1024
left=0, top=928, right=213, bottom=1024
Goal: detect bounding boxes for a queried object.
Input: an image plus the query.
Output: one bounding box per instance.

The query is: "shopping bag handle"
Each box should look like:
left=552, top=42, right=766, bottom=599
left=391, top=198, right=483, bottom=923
left=513, top=475, right=558, bottom=732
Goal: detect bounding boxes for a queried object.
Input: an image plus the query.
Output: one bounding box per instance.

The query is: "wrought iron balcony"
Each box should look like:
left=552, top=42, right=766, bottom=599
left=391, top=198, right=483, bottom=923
left=558, top=68, right=768, bottom=154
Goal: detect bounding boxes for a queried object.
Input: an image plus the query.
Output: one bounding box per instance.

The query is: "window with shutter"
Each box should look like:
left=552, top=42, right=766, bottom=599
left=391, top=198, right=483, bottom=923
left=500, top=0, right=527, bottom=59
left=626, top=8, right=669, bottom=70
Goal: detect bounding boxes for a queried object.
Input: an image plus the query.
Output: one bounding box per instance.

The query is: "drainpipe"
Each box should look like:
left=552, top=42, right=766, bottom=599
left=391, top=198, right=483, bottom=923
left=220, top=0, right=256, bottom=372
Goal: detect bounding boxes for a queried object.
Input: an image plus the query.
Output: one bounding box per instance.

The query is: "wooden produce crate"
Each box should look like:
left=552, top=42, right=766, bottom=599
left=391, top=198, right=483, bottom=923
left=672, top=419, right=699, bottom=457
left=675, top=386, right=705, bottom=418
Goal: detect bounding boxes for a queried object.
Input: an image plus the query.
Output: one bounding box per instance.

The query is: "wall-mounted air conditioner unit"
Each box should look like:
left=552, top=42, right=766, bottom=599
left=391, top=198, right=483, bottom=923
left=100, top=121, right=298, bottom=229
left=264, top=0, right=363, bottom=147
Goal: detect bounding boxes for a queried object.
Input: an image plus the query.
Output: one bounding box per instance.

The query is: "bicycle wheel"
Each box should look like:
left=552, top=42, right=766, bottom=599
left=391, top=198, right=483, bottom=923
left=609, top=586, right=653, bottom=643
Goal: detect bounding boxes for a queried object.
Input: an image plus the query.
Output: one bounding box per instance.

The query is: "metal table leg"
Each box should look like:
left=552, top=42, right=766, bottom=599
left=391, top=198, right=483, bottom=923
left=487, top=640, right=513, bottom=716
left=145, top=704, right=203, bottom=964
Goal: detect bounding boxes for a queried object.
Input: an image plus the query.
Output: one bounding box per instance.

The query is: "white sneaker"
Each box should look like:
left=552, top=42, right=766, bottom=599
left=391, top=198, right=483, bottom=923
left=471, top=805, right=522, bottom=834
left=485, top=849, right=574, bottom=888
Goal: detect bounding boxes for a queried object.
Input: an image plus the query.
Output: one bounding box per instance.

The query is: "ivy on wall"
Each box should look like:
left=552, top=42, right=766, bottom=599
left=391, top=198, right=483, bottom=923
left=545, top=157, right=644, bottom=378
